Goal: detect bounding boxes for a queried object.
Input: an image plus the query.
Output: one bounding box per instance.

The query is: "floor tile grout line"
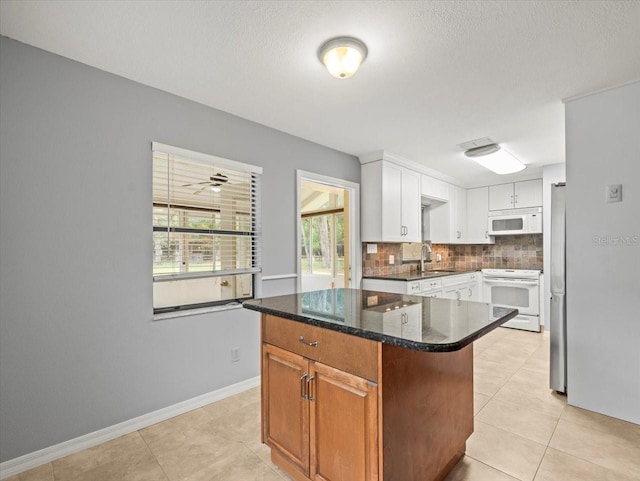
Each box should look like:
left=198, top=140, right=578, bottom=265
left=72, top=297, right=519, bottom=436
left=463, top=455, right=522, bottom=480
left=473, top=419, right=549, bottom=451
left=137, top=427, right=172, bottom=481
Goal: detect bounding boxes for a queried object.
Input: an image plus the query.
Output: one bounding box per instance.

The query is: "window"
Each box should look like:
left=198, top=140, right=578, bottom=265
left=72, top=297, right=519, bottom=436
left=152, top=143, right=262, bottom=314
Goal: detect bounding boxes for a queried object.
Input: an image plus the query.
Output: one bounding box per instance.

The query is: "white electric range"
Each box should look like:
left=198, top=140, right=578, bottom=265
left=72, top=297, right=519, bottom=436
left=481, top=269, right=541, bottom=332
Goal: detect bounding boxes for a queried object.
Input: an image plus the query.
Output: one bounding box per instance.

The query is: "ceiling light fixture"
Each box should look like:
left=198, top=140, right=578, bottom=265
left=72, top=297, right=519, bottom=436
left=318, top=36, right=368, bottom=79
left=464, top=144, right=526, bottom=175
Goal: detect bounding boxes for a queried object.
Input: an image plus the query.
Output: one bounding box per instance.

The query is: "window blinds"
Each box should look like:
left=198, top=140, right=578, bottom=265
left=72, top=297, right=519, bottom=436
left=152, top=143, right=262, bottom=283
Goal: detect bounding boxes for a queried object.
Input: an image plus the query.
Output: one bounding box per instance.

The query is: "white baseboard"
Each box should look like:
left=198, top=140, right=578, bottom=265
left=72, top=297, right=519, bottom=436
left=0, top=376, right=260, bottom=480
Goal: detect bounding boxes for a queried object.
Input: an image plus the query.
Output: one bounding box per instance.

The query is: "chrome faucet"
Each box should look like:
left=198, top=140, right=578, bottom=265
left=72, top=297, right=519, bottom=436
left=421, top=241, right=432, bottom=272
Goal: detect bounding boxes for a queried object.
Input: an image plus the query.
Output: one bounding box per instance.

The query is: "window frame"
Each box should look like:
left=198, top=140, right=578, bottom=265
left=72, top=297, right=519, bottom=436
left=152, top=142, right=262, bottom=316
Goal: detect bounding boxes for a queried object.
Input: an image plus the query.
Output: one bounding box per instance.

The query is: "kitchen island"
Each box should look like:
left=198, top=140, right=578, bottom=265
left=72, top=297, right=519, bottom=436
left=243, top=288, right=517, bottom=481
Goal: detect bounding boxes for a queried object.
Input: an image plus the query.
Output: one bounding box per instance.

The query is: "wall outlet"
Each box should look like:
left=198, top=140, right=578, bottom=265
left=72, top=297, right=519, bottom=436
left=367, top=244, right=378, bottom=254
left=231, top=347, right=240, bottom=363
left=389, top=255, right=394, bottom=265
left=436, top=253, right=442, bottom=262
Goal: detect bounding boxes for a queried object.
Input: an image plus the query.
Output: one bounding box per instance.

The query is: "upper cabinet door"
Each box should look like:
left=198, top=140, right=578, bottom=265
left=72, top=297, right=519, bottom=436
left=488, top=183, right=515, bottom=210
left=381, top=163, right=404, bottom=242
left=361, top=160, right=422, bottom=243
left=514, top=179, right=543, bottom=208
left=466, top=187, right=494, bottom=244
left=449, top=185, right=467, bottom=243
left=401, top=169, right=421, bottom=243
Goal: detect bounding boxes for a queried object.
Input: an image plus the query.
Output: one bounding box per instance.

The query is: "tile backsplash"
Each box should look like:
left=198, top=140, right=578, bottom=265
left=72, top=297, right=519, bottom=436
left=362, top=235, right=543, bottom=277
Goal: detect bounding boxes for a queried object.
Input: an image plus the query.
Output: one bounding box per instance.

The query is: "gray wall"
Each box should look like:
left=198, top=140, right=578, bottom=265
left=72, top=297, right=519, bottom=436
left=0, top=37, right=360, bottom=462
left=565, top=81, right=640, bottom=424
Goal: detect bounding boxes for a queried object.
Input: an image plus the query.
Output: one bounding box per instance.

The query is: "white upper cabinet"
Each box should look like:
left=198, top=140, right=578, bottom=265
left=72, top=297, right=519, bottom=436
left=488, top=183, right=515, bottom=210
left=361, top=160, right=421, bottom=243
left=421, top=175, right=450, bottom=202
left=430, top=184, right=466, bottom=244
left=466, top=187, right=494, bottom=244
left=450, top=185, right=467, bottom=243
left=515, top=179, right=543, bottom=208
left=489, top=179, right=542, bottom=210
left=400, top=169, right=421, bottom=242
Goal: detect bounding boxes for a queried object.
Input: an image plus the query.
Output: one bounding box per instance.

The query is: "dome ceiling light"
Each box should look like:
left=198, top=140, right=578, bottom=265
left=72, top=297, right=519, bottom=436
left=318, top=36, right=368, bottom=79
left=464, top=143, right=526, bottom=175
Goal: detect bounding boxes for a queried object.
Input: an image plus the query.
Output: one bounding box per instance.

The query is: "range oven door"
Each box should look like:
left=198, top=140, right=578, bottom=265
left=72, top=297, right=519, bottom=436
left=482, top=277, right=539, bottom=316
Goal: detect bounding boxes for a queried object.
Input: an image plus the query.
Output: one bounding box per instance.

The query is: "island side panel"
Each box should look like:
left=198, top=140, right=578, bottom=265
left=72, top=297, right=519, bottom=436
left=381, top=343, right=473, bottom=481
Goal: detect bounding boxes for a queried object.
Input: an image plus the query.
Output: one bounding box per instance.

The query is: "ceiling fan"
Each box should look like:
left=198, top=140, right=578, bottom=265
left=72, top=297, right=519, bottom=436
left=182, top=173, right=229, bottom=194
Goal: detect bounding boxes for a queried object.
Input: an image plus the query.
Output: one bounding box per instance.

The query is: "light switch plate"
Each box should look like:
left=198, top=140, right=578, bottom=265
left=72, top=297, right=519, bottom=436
left=366, top=244, right=378, bottom=254
left=389, top=255, right=394, bottom=265
left=606, top=184, right=622, bottom=203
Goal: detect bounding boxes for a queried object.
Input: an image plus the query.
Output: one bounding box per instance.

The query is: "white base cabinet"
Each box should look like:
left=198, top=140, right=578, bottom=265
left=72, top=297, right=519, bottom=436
left=441, top=273, right=481, bottom=301
left=362, top=273, right=480, bottom=301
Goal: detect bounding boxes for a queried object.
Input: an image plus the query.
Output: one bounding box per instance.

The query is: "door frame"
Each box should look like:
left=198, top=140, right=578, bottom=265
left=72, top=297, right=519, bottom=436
left=296, top=170, right=361, bottom=293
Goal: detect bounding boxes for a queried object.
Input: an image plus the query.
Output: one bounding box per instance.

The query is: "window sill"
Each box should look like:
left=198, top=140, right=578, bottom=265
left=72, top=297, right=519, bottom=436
left=153, top=302, right=245, bottom=321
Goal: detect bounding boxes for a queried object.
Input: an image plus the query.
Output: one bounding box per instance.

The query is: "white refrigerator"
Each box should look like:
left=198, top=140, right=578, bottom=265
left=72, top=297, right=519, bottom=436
left=549, top=183, right=566, bottom=393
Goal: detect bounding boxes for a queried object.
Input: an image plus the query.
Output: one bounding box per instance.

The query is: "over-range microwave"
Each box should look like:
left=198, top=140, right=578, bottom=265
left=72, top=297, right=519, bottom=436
left=488, top=207, right=542, bottom=235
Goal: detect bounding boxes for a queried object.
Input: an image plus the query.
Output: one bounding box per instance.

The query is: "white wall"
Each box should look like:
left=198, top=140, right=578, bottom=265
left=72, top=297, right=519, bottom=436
left=565, top=81, right=640, bottom=423
left=0, top=37, right=360, bottom=462
left=542, top=163, right=566, bottom=331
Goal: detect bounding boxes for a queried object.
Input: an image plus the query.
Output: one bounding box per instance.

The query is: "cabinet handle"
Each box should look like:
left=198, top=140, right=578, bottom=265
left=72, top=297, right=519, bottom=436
left=485, top=230, right=488, bottom=239
left=468, top=288, right=472, bottom=297
left=401, top=313, right=408, bottom=325
left=457, top=230, right=461, bottom=239
left=306, top=375, right=316, bottom=402
left=456, top=291, right=461, bottom=301
left=300, top=372, right=308, bottom=399
left=514, top=194, right=518, bottom=205
left=299, top=336, right=318, bottom=348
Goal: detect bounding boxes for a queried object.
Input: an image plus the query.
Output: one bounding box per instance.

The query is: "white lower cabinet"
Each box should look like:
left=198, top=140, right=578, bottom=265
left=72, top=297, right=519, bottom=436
left=441, top=273, right=481, bottom=301
left=362, top=273, right=479, bottom=301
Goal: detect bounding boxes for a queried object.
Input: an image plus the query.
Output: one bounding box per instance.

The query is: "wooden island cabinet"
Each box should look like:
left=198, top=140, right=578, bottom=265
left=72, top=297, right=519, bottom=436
left=245, top=289, right=517, bottom=481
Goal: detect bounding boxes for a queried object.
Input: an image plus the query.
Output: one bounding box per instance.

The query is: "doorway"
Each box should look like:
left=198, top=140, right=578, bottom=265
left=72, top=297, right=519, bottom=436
left=296, top=171, right=360, bottom=293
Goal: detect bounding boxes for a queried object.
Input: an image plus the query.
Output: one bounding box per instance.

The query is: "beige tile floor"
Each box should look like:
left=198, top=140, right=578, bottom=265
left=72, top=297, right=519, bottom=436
left=7, top=328, right=640, bottom=481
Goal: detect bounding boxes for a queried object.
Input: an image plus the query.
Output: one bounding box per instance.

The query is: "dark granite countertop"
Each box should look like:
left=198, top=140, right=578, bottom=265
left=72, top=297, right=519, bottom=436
left=243, top=288, right=517, bottom=353
left=363, top=269, right=479, bottom=281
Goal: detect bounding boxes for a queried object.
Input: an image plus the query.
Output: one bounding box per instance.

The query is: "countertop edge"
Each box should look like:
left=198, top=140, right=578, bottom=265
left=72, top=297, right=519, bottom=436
left=243, top=301, right=519, bottom=353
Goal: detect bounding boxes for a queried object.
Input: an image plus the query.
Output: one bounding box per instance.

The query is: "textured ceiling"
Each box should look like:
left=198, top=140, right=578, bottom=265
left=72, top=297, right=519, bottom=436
left=2, top=1, right=639, bottom=186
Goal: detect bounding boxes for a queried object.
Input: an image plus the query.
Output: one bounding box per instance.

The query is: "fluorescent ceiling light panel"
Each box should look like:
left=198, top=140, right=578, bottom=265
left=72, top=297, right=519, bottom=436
left=465, top=144, right=526, bottom=175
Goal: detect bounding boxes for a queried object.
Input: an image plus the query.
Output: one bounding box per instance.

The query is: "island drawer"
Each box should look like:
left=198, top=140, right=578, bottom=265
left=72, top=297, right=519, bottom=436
left=261, top=314, right=378, bottom=382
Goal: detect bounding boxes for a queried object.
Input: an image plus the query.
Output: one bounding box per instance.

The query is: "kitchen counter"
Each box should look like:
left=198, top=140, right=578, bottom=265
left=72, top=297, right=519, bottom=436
left=245, top=289, right=518, bottom=481
left=243, top=288, right=517, bottom=352
left=363, top=268, right=479, bottom=281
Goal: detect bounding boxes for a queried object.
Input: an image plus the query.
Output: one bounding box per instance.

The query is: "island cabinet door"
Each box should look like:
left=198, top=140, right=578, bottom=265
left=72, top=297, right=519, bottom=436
left=262, top=344, right=310, bottom=477
left=308, top=361, right=378, bottom=481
